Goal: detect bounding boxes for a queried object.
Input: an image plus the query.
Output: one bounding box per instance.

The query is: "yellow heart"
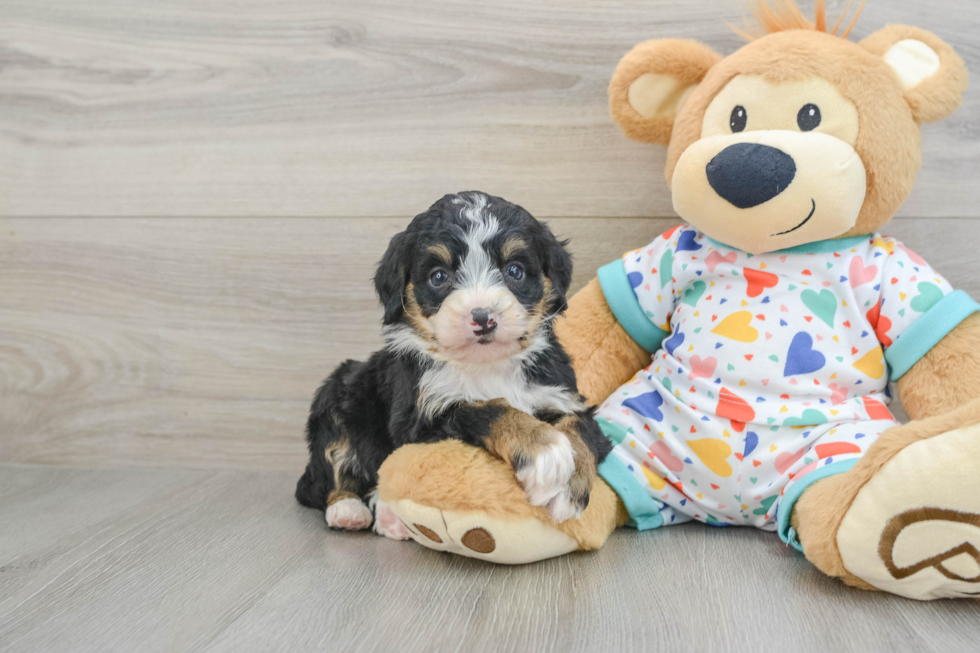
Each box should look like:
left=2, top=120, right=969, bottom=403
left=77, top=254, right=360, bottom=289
left=711, top=311, right=759, bottom=343
left=739, top=379, right=747, bottom=386
left=830, top=373, right=837, bottom=379
left=642, top=466, right=667, bottom=491
left=742, top=504, right=749, bottom=510
left=689, top=438, right=733, bottom=477
left=769, top=444, right=777, bottom=453
left=873, top=237, right=895, bottom=253
left=853, top=347, right=885, bottom=380
left=780, top=406, right=789, bottom=413
left=741, top=300, right=749, bottom=307
left=900, top=292, right=907, bottom=301
left=830, top=409, right=839, bottom=415
left=693, top=311, right=700, bottom=316
left=687, top=345, right=694, bottom=352
left=723, top=429, right=731, bottom=438
left=832, top=335, right=839, bottom=342
left=629, top=440, right=637, bottom=449
left=759, top=262, right=767, bottom=269
left=842, top=300, right=848, bottom=307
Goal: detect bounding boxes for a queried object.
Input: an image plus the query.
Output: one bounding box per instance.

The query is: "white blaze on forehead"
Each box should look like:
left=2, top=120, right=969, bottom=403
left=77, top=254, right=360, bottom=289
left=452, top=194, right=503, bottom=291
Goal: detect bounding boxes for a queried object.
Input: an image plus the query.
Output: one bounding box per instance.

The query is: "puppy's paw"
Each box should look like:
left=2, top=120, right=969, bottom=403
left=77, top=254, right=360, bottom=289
left=326, top=497, right=373, bottom=531
left=372, top=499, right=412, bottom=540
left=514, top=429, right=590, bottom=523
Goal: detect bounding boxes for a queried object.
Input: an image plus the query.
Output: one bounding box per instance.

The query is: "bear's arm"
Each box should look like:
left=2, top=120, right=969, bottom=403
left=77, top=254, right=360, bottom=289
left=896, top=313, right=980, bottom=420
left=554, top=277, right=651, bottom=406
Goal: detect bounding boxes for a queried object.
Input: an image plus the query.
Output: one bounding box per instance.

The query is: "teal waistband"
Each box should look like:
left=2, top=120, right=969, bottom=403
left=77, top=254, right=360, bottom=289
left=596, top=419, right=664, bottom=531
left=885, top=290, right=979, bottom=379
left=597, top=258, right=669, bottom=354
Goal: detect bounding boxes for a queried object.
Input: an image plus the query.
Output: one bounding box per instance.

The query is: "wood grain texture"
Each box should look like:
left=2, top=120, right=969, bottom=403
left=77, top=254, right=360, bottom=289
left=1, top=465, right=979, bottom=653
left=0, top=0, right=978, bottom=218
left=0, top=216, right=975, bottom=470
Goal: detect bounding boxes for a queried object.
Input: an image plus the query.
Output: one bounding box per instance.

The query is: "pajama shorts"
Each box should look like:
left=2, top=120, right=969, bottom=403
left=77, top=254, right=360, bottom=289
left=594, top=368, right=898, bottom=549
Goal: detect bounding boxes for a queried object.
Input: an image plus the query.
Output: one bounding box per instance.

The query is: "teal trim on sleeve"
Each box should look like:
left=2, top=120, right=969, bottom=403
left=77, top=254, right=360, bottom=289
left=777, top=459, right=859, bottom=553
left=597, top=259, right=669, bottom=353
left=885, top=290, right=980, bottom=380
left=595, top=429, right=664, bottom=532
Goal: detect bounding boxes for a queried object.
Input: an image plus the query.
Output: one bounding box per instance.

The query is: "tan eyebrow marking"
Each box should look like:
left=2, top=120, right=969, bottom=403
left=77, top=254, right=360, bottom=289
left=502, top=238, right=527, bottom=260
left=427, top=244, right=452, bottom=265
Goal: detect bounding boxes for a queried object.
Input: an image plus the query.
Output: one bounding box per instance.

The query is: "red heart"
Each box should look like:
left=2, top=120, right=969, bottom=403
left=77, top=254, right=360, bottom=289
left=843, top=321, right=851, bottom=328
left=710, top=483, right=720, bottom=490
left=744, top=354, right=754, bottom=361
left=862, top=396, right=894, bottom=421
left=744, top=268, right=779, bottom=298
left=815, top=442, right=861, bottom=458
left=753, top=460, right=762, bottom=467
left=716, top=387, right=756, bottom=423
left=735, top=453, right=744, bottom=461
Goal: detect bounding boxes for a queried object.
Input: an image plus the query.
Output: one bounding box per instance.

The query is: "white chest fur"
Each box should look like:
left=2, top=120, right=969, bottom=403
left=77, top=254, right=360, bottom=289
left=417, top=359, right=584, bottom=419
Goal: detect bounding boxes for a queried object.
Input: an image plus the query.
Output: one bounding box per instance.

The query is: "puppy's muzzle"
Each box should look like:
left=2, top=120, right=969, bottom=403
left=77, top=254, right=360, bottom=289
left=471, top=307, right=497, bottom=337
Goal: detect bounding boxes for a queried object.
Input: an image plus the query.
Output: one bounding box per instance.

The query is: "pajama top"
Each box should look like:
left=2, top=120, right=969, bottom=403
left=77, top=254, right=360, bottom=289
left=593, top=225, right=979, bottom=551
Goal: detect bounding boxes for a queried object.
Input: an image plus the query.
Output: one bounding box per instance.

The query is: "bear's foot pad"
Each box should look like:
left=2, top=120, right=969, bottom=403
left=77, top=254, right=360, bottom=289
left=838, top=421, right=980, bottom=600
left=387, top=499, right=579, bottom=564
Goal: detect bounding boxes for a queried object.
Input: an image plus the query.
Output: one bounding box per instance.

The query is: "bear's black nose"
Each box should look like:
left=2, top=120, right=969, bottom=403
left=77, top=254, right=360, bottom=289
left=705, top=143, right=796, bottom=209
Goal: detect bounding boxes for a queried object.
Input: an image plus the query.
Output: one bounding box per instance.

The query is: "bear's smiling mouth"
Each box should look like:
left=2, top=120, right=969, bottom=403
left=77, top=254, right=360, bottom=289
left=771, top=199, right=817, bottom=236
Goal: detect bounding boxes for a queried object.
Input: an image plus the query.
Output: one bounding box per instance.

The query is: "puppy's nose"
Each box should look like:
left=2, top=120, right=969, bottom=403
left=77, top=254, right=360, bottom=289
left=471, top=308, right=497, bottom=332
left=706, top=143, right=796, bottom=209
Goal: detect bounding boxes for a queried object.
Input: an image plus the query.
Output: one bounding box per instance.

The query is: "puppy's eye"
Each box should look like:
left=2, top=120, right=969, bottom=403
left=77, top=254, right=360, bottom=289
left=506, top=263, right=525, bottom=281
left=429, top=268, right=450, bottom=288
left=797, top=103, right=821, bottom=131
left=730, top=105, right=747, bottom=133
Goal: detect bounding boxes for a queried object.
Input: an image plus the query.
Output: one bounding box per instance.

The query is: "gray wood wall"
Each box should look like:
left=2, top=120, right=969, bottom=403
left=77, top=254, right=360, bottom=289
left=2, top=0, right=979, bottom=471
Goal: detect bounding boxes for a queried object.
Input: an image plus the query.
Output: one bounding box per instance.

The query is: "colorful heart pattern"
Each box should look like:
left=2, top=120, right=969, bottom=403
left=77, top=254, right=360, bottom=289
left=597, top=225, right=957, bottom=531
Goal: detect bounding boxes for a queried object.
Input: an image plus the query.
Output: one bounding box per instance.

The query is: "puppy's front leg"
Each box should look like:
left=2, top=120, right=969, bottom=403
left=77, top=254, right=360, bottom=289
left=454, top=400, right=598, bottom=522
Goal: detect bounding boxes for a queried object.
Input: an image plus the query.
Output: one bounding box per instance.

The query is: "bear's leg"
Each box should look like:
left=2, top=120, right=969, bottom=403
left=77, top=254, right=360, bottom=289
left=377, top=440, right=628, bottom=564
left=791, top=398, right=980, bottom=600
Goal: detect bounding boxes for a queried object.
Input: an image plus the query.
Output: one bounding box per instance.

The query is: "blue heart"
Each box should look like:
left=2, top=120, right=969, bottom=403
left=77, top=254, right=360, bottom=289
left=627, top=271, right=643, bottom=289
left=623, top=392, right=664, bottom=421
left=743, top=432, right=758, bottom=457
left=676, top=230, right=702, bottom=252
left=664, top=331, right=685, bottom=356
left=784, top=332, right=826, bottom=377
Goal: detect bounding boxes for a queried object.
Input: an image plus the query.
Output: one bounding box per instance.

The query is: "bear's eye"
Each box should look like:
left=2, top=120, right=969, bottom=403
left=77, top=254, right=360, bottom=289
left=730, top=105, right=747, bottom=133
left=797, top=103, right=821, bottom=131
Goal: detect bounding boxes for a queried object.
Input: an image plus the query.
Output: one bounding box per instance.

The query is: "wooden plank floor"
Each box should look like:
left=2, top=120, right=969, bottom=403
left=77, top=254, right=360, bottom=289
left=0, top=464, right=978, bottom=653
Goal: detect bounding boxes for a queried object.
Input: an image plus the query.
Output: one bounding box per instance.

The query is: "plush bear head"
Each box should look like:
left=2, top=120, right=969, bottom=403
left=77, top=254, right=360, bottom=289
left=610, top=0, right=968, bottom=254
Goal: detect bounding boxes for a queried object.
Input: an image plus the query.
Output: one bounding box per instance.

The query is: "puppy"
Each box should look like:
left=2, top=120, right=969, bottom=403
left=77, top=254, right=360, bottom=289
left=295, top=191, right=611, bottom=539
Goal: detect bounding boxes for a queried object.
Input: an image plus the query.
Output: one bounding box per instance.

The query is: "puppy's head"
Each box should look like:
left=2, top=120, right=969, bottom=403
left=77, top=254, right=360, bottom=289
left=375, top=191, right=571, bottom=366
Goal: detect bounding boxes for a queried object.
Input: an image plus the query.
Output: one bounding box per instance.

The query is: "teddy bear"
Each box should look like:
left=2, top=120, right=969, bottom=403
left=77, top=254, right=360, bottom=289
left=377, top=1, right=980, bottom=601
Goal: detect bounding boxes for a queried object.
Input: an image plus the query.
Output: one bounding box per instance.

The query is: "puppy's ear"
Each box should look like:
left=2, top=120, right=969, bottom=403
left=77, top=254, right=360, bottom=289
left=609, top=39, right=721, bottom=145
left=861, top=26, right=968, bottom=124
left=374, top=230, right=413, bottom=325
left=540, top=225, right=573, bottom=312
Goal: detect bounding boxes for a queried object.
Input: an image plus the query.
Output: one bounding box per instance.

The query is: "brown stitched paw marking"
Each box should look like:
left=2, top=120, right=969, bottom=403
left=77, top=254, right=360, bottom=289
left=414, top=524, right=442, bottom=543
left=461, top=527, right=495, bottom=553
left=879, top=507, right=980, bottom=583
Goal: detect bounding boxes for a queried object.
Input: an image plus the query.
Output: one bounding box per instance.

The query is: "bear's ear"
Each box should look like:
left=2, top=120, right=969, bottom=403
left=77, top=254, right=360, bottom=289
left=609, top=39, right=722, bottom=145
left=861, top=25, right=969, bottom=124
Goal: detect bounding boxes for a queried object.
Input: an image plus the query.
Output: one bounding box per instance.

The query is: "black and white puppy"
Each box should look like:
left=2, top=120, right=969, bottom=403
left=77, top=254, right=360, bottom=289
left=295, top=191, right=610, bottom=539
